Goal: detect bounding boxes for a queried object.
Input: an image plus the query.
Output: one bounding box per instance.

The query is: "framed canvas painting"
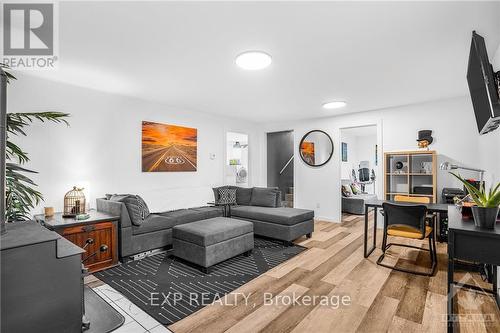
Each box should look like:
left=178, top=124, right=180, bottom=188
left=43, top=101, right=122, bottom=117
left=142, top=121, right=197, bottom=172
left=341, top=142, right=348, bottom=162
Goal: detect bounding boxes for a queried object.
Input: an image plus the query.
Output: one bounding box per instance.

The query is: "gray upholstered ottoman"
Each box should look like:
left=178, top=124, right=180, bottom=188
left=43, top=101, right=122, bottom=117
left=172, top=217, right=254, bottom=273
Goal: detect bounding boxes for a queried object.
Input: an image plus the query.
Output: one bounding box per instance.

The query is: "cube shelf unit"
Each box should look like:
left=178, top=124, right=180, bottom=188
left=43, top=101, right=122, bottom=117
left=384, top=150, right=437, bottom=203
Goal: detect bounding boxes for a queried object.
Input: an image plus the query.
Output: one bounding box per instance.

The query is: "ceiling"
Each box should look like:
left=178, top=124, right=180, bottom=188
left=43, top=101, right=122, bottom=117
left=24, top=1, right=500, bottom=122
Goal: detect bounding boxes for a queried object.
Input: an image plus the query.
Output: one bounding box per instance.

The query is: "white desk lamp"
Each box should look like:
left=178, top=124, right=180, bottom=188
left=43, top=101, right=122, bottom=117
left=439, top=162, right=485, bottom=184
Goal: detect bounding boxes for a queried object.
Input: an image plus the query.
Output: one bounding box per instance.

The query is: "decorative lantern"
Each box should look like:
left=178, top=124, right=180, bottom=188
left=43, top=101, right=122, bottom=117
left=63, top=186, right=86, bottom=217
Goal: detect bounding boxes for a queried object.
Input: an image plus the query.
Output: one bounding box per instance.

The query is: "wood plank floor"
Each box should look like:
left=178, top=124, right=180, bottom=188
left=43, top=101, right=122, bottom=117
left=169, top=214, right=500, bottom=333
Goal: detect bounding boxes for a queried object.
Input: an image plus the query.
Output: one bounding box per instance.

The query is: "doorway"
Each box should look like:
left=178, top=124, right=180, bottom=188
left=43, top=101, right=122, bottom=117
left=226, top=132, right=249, bottom=186
left=340, top=125, right=379, bottom=220
left=267, top=131, right=294, bottom=207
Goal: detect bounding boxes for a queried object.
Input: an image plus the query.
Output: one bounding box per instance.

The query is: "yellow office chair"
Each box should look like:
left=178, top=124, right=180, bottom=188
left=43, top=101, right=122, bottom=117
left=394, top=195, right=431, bottom=204
left=394, top=195, right=437, bottom=222
left=377, top=201, right=437, bottom=276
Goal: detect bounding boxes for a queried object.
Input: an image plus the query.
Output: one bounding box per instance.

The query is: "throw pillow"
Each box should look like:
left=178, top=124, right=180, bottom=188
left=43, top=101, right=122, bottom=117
left=350, top=183, right=362, bottom=195
left=109, top=194, right=132, bottom=202
left=213, top=186, right=236, bottom=204
left=341, top=185, right=352, bottom=197
left=236, top=187, right=253, bottom=205
left=250, top=187, right=279, bottom=208
left=218, top=188, right=237, bottom=205
left=122, top=195, right=150, bottom=226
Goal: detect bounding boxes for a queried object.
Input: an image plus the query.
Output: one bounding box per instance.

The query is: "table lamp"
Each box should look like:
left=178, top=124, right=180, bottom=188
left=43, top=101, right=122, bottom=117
left=439, top=162, right=485, bottom=184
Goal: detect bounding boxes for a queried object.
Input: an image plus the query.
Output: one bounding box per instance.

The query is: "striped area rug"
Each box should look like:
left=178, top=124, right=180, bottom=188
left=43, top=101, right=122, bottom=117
left=95, top=237, right=305, bottom=325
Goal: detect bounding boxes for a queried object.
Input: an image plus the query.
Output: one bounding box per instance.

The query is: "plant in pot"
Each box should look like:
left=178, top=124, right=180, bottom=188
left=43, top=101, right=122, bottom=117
left=450, top=172, right=500, bottom=229
left=1, top=64, right=69, bottom=222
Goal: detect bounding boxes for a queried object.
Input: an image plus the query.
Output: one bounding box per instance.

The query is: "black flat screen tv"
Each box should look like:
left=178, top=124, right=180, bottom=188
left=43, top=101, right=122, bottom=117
left=467, top=31, right=500, bottom=135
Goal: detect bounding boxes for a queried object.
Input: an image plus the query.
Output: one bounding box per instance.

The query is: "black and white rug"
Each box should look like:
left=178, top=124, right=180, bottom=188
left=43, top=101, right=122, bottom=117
left=95, top=238, right=305, bottom=325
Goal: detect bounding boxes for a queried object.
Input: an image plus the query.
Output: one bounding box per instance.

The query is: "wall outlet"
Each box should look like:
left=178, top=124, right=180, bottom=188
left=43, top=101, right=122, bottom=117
left=209, top=153, right=216, bottom=160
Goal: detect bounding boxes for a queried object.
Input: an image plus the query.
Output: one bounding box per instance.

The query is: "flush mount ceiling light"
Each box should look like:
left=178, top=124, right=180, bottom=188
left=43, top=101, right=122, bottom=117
left=322, top=101, right=347, bottom=109
left=235, top=51, right=272, bottom=70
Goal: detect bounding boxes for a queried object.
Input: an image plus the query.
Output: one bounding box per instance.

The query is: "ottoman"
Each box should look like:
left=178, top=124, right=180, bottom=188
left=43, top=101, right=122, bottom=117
left=172, top=217, right=254, bottom=273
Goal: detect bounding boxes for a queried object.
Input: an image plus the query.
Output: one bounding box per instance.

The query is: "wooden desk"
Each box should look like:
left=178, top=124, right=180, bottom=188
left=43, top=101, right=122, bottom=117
left=363, top=199, right=449, bottom=258
left=447, top=206, right=500, bottom=332
left=35, top=210, right=120, bottom=273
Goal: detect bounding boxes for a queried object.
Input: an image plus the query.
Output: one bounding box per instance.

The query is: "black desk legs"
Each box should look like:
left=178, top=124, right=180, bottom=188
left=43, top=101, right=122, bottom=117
left=447, top=232, right=455, bottom=333
left=364, top=206, right=377, bottom=258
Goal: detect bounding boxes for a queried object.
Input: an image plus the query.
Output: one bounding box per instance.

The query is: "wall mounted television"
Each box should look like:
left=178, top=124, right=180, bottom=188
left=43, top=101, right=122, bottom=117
left=467, top=31, right=500, bottom=135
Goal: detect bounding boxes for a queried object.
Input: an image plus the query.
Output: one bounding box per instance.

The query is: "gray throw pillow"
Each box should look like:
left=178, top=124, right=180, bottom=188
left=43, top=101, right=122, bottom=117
left=109, top=194, right=132, bottom=202
left=213, top=186, right=237, bottom=204
left=218, top=188, right=237, bottom=205
left=236, top=187, right=253, bottom=205
left=250, top=187, right=280, bottom=208
left=122, top=195, right=150, bottom=226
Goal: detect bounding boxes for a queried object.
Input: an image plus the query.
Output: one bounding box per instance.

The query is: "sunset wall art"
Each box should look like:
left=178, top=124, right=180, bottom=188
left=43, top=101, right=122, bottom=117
left=142, top=121, right=198, bottom=172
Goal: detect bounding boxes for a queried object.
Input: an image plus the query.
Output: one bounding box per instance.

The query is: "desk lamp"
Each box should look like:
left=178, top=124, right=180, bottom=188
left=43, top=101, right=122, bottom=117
left=439, top=162, right=485, bottom=184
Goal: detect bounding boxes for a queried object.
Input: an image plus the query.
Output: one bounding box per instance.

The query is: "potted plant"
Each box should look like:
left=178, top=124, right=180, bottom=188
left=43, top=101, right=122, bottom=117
left=450, top=172, right=500, bottom=229
left=1, top=64, right=69, bottom=222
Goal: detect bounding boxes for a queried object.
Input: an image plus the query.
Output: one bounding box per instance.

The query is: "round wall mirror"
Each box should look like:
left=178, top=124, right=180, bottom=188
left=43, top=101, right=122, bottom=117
left=299, top=130, right=334, bottom=167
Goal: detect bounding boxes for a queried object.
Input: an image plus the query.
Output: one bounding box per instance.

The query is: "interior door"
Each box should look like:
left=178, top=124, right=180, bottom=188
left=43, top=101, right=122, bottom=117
left=267, top=131, right=294, bottom=207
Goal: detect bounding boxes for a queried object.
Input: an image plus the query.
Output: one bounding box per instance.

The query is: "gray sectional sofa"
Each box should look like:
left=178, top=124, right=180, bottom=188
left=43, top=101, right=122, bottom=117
left=341, top=180, right=377, bottom=215
left=97, top=186, right=314, bottom=259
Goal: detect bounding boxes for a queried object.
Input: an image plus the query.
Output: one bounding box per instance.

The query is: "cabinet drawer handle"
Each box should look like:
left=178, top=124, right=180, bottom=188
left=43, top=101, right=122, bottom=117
left=82, top=225, right=95, bottom=232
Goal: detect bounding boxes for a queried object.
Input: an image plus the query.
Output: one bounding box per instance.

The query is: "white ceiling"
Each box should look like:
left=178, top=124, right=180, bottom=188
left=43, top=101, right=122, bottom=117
left=24, top=1, right=500, bottom=122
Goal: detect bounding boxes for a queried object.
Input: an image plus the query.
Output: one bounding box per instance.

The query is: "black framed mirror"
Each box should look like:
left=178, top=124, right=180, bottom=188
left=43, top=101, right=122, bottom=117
left=299, top=130, right=334, bottom=167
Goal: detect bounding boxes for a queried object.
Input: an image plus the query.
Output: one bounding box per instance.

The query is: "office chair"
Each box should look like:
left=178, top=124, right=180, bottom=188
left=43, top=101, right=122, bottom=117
left=377, top=202, right=437, bottom=276
left=394, top=195, right=437, bottom=223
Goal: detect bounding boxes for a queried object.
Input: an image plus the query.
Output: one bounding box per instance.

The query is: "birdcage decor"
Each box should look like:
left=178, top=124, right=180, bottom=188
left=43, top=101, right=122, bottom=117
left=63, top=186, right=86, bottom=217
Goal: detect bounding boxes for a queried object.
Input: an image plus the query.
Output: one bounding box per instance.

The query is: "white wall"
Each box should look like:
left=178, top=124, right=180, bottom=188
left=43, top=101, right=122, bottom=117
left=8, top=75, right=261, bottom=214
left=258, top=96, right=485, bottom=222
left=340, top=133, right=357, bottom=180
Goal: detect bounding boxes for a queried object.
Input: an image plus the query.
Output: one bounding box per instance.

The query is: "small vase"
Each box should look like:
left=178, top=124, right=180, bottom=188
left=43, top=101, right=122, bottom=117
left=471, top=206, right=500, bottom=229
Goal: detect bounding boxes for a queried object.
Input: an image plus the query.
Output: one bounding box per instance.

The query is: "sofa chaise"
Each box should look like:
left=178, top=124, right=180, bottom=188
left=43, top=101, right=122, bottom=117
left=97, top=197, right=224, bottom=258
left=97, top=187, right=314, bottom=259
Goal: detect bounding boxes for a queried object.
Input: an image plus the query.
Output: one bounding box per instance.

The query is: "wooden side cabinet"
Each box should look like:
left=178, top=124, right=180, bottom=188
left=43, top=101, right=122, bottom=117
left=35, top=210, right=120, bottom=273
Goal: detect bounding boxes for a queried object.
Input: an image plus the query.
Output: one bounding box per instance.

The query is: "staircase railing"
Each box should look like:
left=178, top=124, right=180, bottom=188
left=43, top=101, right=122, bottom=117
left=279, top=155, right=294, bottom=175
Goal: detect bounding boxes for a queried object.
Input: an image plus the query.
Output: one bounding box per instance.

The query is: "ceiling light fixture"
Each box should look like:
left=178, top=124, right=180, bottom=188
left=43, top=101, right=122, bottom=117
left=235, top=51, right=272, bottom=70
left=322, top=101, right=347, bottom=109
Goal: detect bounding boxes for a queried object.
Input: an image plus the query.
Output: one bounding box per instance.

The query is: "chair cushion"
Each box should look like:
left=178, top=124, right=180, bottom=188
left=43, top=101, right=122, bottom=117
left=132, top=214, right=175, bottom=235
left=231, top=206, right=314, bottom=226
left=173, top=217, right=253, bottom=246
left=250, top=187, right=280, bottom=208
left=387, top=225, right=433, bottom=239
left=122, top=195, right=150, bottom=226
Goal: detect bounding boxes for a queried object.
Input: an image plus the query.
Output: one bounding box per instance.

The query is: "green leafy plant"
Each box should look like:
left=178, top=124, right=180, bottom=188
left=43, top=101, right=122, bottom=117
left=450, top=172, right=500, bottom=208
left=1, top=63, right=70, bottom=221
